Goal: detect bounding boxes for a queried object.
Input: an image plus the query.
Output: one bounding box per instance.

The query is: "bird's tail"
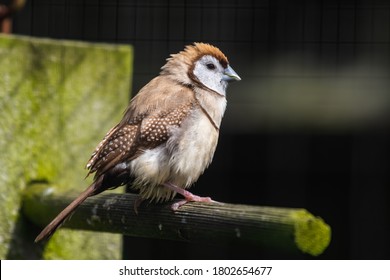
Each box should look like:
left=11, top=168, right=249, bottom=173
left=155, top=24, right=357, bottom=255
left=34, top=182, right=98, bottom=243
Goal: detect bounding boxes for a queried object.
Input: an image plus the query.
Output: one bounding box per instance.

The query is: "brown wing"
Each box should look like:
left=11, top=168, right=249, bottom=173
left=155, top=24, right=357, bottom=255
left=86, top=76, right=197, bottom=179
left=86, top=123, right=141, bottom=178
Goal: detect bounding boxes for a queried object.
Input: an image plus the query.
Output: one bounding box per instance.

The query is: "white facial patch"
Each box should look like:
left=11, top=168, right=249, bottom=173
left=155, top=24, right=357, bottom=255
left=193, top=55, right=228, bottom=96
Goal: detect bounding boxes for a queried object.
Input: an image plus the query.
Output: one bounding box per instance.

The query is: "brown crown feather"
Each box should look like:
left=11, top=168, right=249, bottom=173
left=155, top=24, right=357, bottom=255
left=161, top=42, right=230, bottom=81
left=182, top=42, right=229, bottom=68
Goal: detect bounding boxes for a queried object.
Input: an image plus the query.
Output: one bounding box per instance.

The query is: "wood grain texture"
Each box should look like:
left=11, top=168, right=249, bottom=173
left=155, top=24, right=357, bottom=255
left=23, top=183, right=331, bottom=256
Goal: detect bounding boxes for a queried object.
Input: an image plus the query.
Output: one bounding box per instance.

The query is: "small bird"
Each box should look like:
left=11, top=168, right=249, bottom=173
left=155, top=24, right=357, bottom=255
left=35, top=42, right=241, bottom=242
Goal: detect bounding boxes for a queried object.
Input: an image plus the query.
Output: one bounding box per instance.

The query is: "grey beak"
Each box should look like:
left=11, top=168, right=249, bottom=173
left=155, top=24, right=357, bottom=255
left=223, top=65, right=241, bottom=82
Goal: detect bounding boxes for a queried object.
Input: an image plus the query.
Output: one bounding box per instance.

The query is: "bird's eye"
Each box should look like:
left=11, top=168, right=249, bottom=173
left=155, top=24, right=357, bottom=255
left=206, top=63, right=216, bottom=70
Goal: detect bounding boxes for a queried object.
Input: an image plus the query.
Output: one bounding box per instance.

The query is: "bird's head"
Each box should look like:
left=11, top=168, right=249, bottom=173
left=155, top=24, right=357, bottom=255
left=161, top=42, right=241, bottom=96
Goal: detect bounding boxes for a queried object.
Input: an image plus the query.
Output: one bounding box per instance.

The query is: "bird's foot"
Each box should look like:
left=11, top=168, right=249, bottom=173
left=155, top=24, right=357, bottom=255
left=162, top=183, right=216, bottom=211
left=170, top=194, right=214, bottom=211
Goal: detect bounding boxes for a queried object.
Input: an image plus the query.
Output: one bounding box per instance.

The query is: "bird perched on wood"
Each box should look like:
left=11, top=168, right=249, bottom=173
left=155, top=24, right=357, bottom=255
left=35, top=42, right=241, bottom=242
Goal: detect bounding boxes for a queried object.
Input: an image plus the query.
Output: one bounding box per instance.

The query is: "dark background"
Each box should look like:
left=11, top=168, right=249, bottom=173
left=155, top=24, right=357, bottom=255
left=8, top=0, right=390, bottom=259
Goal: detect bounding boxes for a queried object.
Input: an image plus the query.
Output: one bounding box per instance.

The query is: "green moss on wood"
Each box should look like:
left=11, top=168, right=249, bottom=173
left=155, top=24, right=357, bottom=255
left=0, top=34, right=133, bottom=259
left=42, top=229, right=121, bottom=260
left=291, top=210, right=331, bottom=256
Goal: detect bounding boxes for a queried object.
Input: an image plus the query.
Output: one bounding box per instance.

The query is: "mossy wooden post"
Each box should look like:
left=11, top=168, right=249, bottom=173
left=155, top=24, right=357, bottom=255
left=0, top=34, right=133, bottom=259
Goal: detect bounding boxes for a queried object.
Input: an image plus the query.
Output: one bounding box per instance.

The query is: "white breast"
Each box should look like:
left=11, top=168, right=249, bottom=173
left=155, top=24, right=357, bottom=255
left=167, top=109, right=219, bottom=187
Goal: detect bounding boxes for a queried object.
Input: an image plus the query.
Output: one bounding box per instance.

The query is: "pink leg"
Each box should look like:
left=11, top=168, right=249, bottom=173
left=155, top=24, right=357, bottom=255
left=163, top=183, right=216, bottom=211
